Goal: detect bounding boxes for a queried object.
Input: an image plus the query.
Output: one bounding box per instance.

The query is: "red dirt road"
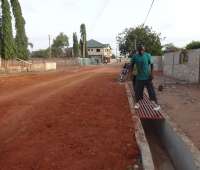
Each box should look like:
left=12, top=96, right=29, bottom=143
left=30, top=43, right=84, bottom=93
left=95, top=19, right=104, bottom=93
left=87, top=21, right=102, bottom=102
left=0, top=65, right=138, bottom=170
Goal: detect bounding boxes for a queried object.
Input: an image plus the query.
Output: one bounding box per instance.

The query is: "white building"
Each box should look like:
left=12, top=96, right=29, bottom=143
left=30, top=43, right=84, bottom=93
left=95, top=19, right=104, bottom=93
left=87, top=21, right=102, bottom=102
left=87, top=39, right=112, bottom=63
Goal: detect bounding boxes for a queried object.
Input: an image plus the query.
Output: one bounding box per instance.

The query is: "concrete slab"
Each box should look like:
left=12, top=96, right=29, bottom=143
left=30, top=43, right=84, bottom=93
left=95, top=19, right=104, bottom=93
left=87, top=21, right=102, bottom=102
left=125, top=82, right=155, bottom=170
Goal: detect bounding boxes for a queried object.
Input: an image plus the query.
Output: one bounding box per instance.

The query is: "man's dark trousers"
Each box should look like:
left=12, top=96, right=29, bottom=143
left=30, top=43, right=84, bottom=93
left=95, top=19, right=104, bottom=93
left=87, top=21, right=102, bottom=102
left=135, top=79, right=158, bottom=103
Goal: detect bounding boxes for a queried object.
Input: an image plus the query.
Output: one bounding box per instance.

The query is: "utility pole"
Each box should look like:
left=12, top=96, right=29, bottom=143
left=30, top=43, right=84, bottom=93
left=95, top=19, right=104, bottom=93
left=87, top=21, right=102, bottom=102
left=83, top=35, right=86, bottom=58
left=48, top=34, right=51, bottom=58
left=134, top=39, right=137, bottom=51
left=116, top=43, right=118, bottom=59
left=134, top=35, right=137, bottom=51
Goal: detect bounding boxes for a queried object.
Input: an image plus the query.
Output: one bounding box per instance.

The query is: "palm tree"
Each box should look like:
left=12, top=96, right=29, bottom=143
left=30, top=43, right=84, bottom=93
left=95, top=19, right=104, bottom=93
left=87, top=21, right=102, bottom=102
left=80, top=24, right=86, bottom=58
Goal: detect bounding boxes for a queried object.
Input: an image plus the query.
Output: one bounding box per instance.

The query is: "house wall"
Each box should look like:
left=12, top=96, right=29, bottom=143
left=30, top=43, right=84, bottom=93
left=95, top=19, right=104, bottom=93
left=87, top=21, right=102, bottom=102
left=88, top=47, right=112, bottom=58
left=153, top=56, right=163, bottom=71
left=163, top=49, right=200, bottom=83
left=88, top=48, right=104, bottom=56
left=103, top=47, right=112, bottom=58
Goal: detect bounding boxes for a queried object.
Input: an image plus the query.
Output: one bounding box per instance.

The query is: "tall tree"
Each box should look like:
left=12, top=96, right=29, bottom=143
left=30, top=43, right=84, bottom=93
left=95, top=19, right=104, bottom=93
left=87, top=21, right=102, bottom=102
left=186, top=41, right=200, bottom=50
left=0, top=14, right=2, bottom=56
left=117, top=25, right=162, bottom=56
left=80, top=23, right=88, bottom=58
left=79, top=39, right=83, bottom=57
left=1, top=0, right=16, bottom=60
left=51, top=32, right=69, bottom=57
left=73, top=32, right=79, bottom=57
left=10, top=0, right=28, bottom=60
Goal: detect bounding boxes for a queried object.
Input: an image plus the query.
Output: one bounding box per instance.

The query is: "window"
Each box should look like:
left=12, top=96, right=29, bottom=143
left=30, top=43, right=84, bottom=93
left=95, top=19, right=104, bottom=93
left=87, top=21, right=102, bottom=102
left=88, top=49, right=90, bottom=52
left=96, top=49, right=101, bottom=52
left=91, top=49, right=93, bottom=52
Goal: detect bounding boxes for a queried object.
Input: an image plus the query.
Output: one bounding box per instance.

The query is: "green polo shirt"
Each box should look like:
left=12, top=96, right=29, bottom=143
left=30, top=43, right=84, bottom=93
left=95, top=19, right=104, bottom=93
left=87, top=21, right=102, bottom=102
left=131, top=52, right=153, bottom=80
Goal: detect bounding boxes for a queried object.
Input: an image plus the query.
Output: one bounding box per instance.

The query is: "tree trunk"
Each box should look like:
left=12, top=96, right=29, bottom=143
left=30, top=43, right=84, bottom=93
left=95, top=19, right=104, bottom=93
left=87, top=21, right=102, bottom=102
left=83, top=43, right=85, bottom=58
left=83, top=35, right=86, bottom=58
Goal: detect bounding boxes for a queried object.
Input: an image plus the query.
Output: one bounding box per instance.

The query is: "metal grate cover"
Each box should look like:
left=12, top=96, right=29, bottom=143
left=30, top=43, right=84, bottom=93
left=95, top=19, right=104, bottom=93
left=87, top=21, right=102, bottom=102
left=129, top=83, right=164, bottom=120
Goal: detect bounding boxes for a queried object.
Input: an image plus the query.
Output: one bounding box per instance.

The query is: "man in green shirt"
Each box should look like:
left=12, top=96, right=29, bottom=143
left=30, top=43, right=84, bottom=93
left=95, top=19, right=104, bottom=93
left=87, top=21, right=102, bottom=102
left=131, top=45, right=160, bottom=111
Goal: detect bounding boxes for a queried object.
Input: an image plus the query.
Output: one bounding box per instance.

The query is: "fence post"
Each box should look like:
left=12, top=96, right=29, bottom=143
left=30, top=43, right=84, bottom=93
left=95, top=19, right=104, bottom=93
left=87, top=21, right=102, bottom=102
left=199, top=55, right=200, bottom=83
left=172, top=54, right=175, bottom=77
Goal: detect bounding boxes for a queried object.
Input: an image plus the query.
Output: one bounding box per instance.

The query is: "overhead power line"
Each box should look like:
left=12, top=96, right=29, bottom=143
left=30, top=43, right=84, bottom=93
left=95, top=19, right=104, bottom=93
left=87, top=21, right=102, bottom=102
left=143, top=0, right=155, bottom=26
left=91, top=0, right=111, bottom=32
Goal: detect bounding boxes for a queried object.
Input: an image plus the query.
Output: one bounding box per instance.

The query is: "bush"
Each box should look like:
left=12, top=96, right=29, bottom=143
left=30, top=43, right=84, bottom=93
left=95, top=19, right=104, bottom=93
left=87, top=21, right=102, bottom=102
left=186, top=41, right=200, bottom=50
left=31, top=49, right=49, bottom=58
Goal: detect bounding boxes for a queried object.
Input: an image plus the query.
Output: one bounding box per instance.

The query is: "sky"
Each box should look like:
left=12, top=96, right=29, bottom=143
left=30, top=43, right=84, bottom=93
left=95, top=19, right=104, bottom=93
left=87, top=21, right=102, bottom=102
left=20, top=0, right=200, bottom=52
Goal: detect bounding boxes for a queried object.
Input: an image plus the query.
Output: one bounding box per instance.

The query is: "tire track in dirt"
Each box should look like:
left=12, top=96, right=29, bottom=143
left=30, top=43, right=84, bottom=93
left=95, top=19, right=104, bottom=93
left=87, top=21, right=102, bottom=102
left=0, top=69, right=99, bottom=103
left=0, top=66, right=115, bottom=147
left=0, top=65, right=138, bottom=170
left=0, top=66, right=118, bottom=147
left=0, top=72, right=100, bottom=146
left=0, top=67, right=110, bottom=123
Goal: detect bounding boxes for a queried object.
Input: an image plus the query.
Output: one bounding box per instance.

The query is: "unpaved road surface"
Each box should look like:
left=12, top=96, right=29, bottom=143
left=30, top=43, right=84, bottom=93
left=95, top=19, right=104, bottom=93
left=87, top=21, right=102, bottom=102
left=0, top=65, right=138, bottom=170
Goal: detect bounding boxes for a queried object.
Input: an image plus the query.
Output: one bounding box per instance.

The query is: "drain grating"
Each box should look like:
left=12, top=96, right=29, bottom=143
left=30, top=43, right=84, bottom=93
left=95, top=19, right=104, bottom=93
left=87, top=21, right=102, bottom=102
left=129, top=84, right=164, bottom=120
left=135, top=94, right=164, bottom=120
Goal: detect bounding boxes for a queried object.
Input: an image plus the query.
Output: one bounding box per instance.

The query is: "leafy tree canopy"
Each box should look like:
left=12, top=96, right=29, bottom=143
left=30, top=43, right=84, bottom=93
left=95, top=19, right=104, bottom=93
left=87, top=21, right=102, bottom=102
left=51, top=33, right=69, bottom=57
left=1, top=0, right=16, bottom=60
left=10, top=0, right=29, bottom=60
left=186, top=41, right=200, bottom=50
left=117, top=25, right=163, bottom=56
left=31, top=49, right=48, bottom=58
left=80, top=24, right=86, bottom=37
left=52, top=32, right=69, bottom=49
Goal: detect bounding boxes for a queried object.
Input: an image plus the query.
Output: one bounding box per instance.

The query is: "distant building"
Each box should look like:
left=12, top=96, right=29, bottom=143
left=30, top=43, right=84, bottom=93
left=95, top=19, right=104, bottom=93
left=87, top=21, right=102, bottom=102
left=87, top=39, right=112, bottom=63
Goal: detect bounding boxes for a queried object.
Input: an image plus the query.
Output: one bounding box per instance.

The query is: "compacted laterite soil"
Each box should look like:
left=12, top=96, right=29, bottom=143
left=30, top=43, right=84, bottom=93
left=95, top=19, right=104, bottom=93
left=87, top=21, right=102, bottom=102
left=0, top=65, right=139, bottom=170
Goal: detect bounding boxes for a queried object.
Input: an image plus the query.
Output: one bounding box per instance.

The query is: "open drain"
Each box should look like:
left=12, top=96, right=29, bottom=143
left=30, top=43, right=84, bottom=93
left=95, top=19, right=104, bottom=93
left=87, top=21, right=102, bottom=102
left=126, top=82, right=200, bottom=170
left=142, top=120, right=176, bottom=170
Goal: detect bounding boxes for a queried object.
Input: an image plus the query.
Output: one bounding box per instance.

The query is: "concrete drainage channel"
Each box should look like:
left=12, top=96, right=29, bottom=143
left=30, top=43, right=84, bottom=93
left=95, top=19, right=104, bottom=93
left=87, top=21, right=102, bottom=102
left=125, top=82, right=200, bottom=170
left=142, top=119, right=175, bottom=170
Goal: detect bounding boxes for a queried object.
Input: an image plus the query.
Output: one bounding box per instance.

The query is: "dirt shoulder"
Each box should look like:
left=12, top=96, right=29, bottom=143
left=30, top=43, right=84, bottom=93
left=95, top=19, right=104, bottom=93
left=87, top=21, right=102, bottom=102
left=154, top=76, right=200, bottom=150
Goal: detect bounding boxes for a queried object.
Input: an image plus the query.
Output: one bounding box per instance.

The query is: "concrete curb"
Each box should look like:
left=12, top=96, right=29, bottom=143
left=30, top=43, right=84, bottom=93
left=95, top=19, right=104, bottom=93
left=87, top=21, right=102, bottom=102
left=158, top=114, right=200, bottom=170
left=125, top=82, right=155, bottom=170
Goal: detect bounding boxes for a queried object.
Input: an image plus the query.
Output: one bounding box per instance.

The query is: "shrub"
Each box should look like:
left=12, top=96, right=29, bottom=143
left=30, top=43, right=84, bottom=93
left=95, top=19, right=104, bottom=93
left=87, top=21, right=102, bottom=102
left=186, top=41, right=200, bottom=50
